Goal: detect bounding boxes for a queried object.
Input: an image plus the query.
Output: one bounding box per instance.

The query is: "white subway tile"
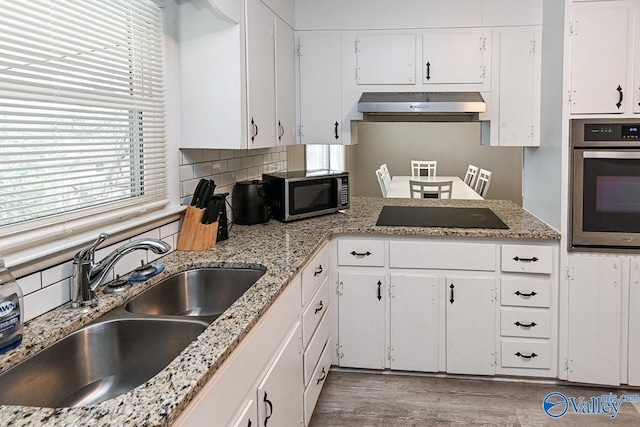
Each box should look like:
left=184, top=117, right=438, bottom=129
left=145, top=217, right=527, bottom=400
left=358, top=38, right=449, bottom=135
left=179, top=164, right=194, bottom=181
left=194, top=162, right=213, bottom=178
left=24, top=278, right=71, bottom=322
left=135, top=228, right=161, bottom=241
left=160, top=221, right=180, bottom=238
left=17, top=272, right=41, bottom=295
left=227, top=158, right=243, bottom=171
left=202, top=149, right=220, bottom=161
left=41, top=261, right=73, bottom=288
left=181, top=149, right=203, bottom=165
left=219, top=150, right=235, bottom=160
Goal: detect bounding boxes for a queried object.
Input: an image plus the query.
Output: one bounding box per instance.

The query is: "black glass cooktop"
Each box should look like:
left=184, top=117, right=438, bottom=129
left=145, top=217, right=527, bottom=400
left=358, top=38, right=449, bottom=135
left=376, top=206, right=509, bottom=229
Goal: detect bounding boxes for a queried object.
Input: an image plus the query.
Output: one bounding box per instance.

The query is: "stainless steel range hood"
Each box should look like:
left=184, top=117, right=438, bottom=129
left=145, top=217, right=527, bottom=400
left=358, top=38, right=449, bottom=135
left=357, top=92, right=486, bottom=122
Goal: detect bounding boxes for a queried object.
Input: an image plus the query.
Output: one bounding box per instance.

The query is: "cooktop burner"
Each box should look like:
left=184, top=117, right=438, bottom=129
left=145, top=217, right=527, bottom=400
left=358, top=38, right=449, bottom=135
left=376, top=206, right=509, bottom=229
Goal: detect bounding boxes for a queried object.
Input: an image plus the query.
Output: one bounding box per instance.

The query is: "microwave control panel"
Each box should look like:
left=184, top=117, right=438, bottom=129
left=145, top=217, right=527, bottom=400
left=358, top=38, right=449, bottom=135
left=340, top=176, right=349, bottom=207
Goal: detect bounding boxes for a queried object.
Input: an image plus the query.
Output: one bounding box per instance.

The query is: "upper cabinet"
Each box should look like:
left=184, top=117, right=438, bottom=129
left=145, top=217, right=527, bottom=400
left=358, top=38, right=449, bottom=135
left=482, top=26, right=541, bottom=147
left=175, top=0, right=296, bottom=149
left=355, top=34, right=416, bottom=85
left=297, top=34, right=344, bottom=144
left=422, top=30, right=489, bottom=86
left=569, top=2, right=638, bottom=115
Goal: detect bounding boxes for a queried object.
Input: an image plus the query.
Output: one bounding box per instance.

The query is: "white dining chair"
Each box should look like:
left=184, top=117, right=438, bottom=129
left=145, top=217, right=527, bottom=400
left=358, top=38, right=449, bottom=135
left=475, top=168, right=492, bottom=198
left=376, top=168, right=389, bottom=197
left=411, top=160, right=437, bottom=178
left=409, top=179, right=452, bottom=199
left=464, top=164, right=479, bottom=188
left=380, top=163, right=392, bottom=190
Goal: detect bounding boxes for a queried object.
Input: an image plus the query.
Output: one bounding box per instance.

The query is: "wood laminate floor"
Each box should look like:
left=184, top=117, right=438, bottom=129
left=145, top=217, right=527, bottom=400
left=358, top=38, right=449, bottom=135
left=309, top=370, right=640, bottom=426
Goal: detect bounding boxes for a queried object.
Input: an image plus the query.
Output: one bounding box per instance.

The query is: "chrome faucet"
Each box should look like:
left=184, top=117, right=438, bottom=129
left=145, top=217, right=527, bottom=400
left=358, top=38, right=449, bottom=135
left=71, top=232, right=171, bottom=308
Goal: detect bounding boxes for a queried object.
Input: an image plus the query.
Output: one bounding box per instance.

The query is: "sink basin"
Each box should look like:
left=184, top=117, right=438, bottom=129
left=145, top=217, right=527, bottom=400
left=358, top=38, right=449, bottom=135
left=125, top=267, right=265, bottom=320
left=0, top=318, right=206, bottom=408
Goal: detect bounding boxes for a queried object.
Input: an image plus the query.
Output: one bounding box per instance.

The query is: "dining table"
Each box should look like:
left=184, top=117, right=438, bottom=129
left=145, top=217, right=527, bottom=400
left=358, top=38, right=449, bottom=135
left=386, top=175, right=483, bottom=200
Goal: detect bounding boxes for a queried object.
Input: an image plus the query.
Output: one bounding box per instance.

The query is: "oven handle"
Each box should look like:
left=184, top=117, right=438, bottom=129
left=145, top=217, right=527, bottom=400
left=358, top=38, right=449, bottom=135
left=583, top=151, right=640, bottom=159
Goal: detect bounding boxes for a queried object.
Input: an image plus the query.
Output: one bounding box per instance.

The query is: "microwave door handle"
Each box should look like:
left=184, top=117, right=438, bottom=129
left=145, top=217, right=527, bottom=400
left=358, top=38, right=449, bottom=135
left=584, top=151, right=640, bottom=159
left=336, top=178, right=342, bottom=207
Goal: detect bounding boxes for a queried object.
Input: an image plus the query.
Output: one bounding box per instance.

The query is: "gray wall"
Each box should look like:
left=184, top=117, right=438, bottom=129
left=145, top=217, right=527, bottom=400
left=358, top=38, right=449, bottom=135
left=345, top=122, right=523, bottom=204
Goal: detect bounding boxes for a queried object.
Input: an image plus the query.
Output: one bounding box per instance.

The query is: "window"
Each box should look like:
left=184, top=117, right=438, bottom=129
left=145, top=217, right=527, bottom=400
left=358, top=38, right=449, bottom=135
left=306, top=144, right=345, bottom=171
left=0, top=0, right=167, bottom=249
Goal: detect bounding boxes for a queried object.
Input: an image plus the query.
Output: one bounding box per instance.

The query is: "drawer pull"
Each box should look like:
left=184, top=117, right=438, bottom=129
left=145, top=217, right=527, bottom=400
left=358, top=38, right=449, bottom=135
left=514, top=290, right=537, bottom=297
left=513, top=256, right=539, bottom=262
left=350, top=250, right=372, bottom=257
left=377, top=280, right=382, bottom=301
left=449, top=283, right=455, bottom=304
left=314, top=300, right=324, bottom=314
left=514, top=321, right=537, bottom=328
left=515, top=351, right=538, bottom=359
left=263, top=392, right=273, bottom=426
left=313, top=265, right=324, bottom=276
left=316, top=367, right=327, bottom=385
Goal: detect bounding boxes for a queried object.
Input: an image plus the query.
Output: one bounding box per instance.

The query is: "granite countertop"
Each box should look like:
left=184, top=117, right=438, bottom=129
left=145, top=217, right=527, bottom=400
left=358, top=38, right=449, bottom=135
left=0, top=198, right=559, bottom=426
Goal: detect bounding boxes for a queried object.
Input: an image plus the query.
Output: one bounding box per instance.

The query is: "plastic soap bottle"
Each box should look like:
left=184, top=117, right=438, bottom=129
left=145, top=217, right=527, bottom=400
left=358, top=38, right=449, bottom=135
left=0, top=260, right=23, bottom=354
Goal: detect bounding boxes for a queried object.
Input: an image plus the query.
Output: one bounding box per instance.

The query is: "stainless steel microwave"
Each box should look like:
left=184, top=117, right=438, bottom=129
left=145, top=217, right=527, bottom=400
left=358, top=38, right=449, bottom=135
left=262, top=170, right=350, bottom=222
left=570, top=119, right=640, bottom=250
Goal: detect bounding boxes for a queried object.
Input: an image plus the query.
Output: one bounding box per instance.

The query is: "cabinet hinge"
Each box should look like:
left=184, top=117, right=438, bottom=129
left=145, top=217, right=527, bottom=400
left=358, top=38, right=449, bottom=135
left=529, top=125, right=535, bottom=141
left=564, top=358, right=570, bottom=372
left=296, top=42, right=302, bottom=57
left=480, top=37, right=487, bottom=51
left=565, top=266, right=571, bottom=280
left=530, top=39, right=536, bottom=55
left=337, top=280, right=343, bottom=296
left=480, top=65, right=486, bottom=80
left=355, top=67, right=359, bottom=82
left=569, top=20, right=577, bottom=36
left=492, top=352, right=498, bottom=367
left=298, top=125, right=303, bottom=138
left=354, top=38, right=360, bottom=53
left=336, top=343, right=343, bottom=360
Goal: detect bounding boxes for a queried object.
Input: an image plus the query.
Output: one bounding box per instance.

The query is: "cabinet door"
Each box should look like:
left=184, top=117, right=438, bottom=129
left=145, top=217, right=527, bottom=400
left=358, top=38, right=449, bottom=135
left=567, top=255, right=621, bottom=386
left=356, top=34, right=416, bottom=85
left=570, top=6, right=629, bottom=114
left=298, top=35, right=342, bottom=144
left=422, top=30, right=487, bottom=85
left=496, top=28, right=540, bottom=147
left=635, top=18, right=640, bottom=115
left=390, top=275, right=439, bottom=372
left=337, top=272, right=386, bottom=369
left=629, top=259, right=640, bottom=385
left=275, top=18, right=296, bottom=146
left=230, top=399, right=257, bottom=427
left=257, top=322, right=303, bottom=427
left=446, top=277, right=496, bottom=375
left=247, top=0, right=276, bottom=148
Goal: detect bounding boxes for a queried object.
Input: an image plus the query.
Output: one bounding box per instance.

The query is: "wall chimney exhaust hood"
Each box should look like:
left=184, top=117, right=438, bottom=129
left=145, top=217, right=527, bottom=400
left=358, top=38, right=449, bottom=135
left=357, top=92, right=486, bottom=122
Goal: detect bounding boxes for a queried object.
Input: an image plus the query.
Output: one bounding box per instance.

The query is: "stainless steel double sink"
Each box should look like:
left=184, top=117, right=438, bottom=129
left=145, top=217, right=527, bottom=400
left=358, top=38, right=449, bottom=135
left=0, top=267, right=265, bottom=408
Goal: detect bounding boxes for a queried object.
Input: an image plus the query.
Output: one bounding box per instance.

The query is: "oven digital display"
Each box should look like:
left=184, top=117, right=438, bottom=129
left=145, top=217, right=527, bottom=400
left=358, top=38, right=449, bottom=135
left=622, top=125, right=640, bottom=139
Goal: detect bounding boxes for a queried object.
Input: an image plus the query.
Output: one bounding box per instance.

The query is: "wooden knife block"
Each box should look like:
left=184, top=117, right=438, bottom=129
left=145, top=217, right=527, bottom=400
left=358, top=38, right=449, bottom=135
left=176, top=206, right=219, bottom=250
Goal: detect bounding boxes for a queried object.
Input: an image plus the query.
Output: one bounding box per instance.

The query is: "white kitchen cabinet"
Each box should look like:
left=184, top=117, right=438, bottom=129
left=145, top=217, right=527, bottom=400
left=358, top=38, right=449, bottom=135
left=389, top=274, right=439, bottom=372
left=569, top=4, right=631, bottom=114
left=628, top=259, right=640, bottom=385
left=567, top=254, right=622, bottom=386
left=421, top=29, right=489, bottom=87
left=355, top=34, right=416, bottom=85
left=275, top=17, right=296, bottom=146
left=635, top=12, right=640, bottom=114
left=246, top=0, right=276, bottom=149
left=297, top=35, right=343, bottom=144
left=230, top=399, right=257, bottom=427
left=257, top=321, right=303, bottom=427
left=482, top=27, right=541, bottom=146
left=446, top=277, right=496, bottom=375
left=337, top=272, right=386, bottom=369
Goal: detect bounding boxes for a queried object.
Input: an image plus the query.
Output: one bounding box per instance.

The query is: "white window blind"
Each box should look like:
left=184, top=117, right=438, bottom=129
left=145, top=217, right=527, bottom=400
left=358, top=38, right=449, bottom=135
left=306, top=144, right=345, bottom=171
left=0, top=0, right=167, bottom=242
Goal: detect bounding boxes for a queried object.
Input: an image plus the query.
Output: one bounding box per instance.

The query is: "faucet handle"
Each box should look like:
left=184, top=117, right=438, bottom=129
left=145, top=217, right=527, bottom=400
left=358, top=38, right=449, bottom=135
left=76, top=232, right=109, bottom=261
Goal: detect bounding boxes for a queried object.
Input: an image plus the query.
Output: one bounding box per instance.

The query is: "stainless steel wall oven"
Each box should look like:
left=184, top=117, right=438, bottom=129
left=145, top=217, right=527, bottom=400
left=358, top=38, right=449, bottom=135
left=571, top=119, right=640, bottom=250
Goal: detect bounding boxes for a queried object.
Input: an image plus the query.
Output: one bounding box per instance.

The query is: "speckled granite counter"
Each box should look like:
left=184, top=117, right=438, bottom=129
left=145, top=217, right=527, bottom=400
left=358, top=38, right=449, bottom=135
left=0, top=198, right=559, bottom=426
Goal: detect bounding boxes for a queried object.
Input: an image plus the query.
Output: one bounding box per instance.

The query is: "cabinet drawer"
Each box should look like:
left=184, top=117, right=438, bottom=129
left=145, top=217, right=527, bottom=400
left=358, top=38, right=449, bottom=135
left=302, top=243, right=330, bottom=307
left=304, top=309, right=331, bottom=387
left=501, top=339, right=550, bottom=369
left=501, top=245, right=553, bottom=274
left=390, top=241, right=496, bottom=271
left=501, top=278, right=551, bottom=308
left=500, top=278, right=551, bottom=307
left=304, top=337, right=332, bottom=427
left=302, top=277, right=330, bottom=348
left=500, top=308, right=550, bottom=338
left=337, top=239, right=385, bottom=267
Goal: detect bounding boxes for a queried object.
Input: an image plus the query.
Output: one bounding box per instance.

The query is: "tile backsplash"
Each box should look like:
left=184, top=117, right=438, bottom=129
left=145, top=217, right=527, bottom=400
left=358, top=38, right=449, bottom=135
left=17, top=147, right=288, bottom=322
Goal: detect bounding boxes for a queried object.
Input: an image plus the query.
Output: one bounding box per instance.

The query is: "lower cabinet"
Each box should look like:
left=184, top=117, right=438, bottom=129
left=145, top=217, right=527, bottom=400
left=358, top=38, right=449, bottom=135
left=389, top=274, right=439, bottom=372
left=629, top=259, right=640, bottom=386
left=337, top=272, right=386, bottom=369
left=257, top=322, right=303, bottom=427
left=445, top=277, right=497, bottom=375
left=230, top=398, right=257, bottom=427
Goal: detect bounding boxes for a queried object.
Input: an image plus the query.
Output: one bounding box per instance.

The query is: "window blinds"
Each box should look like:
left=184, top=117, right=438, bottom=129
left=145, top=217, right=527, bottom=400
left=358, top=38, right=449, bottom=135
left=0, top=0, right=167, bottom=235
